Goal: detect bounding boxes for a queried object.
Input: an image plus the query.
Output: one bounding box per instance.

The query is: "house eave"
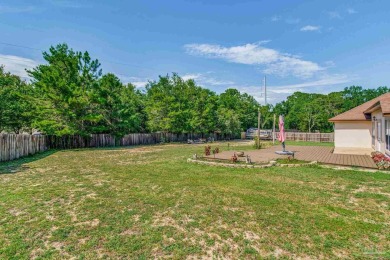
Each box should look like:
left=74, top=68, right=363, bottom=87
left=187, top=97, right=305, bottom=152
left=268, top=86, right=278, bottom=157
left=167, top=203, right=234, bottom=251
left=328, top=119, right=371, bottom=123
left=363, top=103, right=381, bottom=114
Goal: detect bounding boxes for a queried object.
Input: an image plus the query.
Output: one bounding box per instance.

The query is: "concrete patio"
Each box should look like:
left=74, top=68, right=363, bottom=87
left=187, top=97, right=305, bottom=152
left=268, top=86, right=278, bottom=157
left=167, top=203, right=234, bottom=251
left=210, top=145, right=378, bottom=169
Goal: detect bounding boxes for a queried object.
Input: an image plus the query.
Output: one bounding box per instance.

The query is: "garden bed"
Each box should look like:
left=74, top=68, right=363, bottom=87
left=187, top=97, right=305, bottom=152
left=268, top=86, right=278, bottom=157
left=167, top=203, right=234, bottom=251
left=371, top=151, right=390, bottom=170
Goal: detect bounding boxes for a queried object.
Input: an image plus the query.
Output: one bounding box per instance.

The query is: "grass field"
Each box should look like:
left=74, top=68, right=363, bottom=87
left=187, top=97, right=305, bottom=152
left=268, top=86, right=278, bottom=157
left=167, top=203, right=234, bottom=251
left=0, top=141, right=389, bottom=259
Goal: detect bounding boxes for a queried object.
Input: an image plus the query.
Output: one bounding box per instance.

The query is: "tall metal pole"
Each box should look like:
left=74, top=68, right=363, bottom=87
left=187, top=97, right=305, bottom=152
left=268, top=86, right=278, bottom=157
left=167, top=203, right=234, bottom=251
left=257, top=107, right=261, bottom=149
left=264, top=76, right=267, bottom=105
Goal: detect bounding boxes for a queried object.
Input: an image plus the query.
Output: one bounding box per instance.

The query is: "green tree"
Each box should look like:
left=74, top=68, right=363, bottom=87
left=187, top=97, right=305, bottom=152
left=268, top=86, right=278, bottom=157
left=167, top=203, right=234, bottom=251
left=91, top=73, right=145, bottom=136
left=218, top=89, right=259, bottom=131
left=259, top=104, right=274, bottom=129
left=28, top=43, right=102, bottom=135
left=274, top=92, right=331, bottom=132
left=0, top=66, right=35, bottom=133
left=342, top=86, right=389, bottom=111
left=216, top=107, right=241, bottom=136
left=145, top=73, right=218, bottom=134
left=188, top=85, right=218, bottom=134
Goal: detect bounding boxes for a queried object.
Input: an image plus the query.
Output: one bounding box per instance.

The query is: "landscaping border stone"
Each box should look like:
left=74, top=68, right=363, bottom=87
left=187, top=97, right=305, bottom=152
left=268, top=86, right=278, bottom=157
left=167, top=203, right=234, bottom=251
left=188, top=158, right=389, bottom=173
left=187, top=158, right=317, bottom=168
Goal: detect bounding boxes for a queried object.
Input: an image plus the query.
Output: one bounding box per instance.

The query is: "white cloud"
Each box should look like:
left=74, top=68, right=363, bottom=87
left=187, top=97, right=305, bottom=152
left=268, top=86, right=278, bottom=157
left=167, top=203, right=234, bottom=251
left=132, top=81, right=149, bottom=88
left=117, top=75, right=150, bottom=88
left=0, top=54, right=38, bottom=80
left=0, top=4, right=36, bottom=13
left=182, top=73, right=234, bottom=86
left=270, top=16, right=300, bottom=24
left=232, top=74, right=352, bottom=104
left=184, top=43, right=323, bottom=79
left=263, top=56, right=323, bottom=78
left=204, top=78, right=234, bottom=86
left=328, top=11, right=341, bottom=19
left=271, top=74, right=351, bottom=92
left=182, top=73, right=202, bottom=81
left=347, top=8, right=357, bottom=14
left=300, top=25, right=321, bottom=32
left=119, top=73, right=235, bottom=89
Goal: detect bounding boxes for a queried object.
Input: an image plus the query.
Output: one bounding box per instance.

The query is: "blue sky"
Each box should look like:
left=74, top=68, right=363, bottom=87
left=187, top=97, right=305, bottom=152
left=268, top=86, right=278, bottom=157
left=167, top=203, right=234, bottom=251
left=1, top=0, right=389, bottom=104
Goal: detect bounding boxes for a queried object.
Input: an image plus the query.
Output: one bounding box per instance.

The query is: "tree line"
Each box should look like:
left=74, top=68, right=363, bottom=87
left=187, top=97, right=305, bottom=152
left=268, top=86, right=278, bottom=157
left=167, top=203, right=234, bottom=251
left=0, top=43, right=388, bottom=136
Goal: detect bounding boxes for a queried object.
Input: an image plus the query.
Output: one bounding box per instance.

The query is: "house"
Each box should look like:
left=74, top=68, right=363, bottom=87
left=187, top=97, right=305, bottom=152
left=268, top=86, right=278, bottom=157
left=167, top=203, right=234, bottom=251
left=329, top=92, right=390, bottom=155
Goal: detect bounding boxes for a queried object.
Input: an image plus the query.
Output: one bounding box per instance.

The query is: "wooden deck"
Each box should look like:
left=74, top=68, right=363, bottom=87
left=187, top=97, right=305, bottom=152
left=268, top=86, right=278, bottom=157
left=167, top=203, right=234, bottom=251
left=210, top=145, right=378, bottom=169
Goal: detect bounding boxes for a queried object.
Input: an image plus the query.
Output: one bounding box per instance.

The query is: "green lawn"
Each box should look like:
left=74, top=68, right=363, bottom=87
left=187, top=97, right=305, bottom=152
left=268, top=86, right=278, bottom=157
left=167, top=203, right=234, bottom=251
left=0, top=142, right=389, bottom=259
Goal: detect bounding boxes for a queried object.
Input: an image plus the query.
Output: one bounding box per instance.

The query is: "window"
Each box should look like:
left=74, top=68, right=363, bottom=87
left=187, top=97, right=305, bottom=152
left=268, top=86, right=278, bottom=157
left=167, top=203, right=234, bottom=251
left=386, top=119, right=390, bottom=151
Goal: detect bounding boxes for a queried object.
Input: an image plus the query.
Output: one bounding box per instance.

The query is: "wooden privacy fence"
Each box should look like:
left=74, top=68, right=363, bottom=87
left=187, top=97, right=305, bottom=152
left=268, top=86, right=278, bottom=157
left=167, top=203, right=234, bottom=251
left=275, top=132, right=334, bottom=142
left=46, top=133, right=227, bottom=149
left=46, top=134, right=116, bottom=149
left=0, top=134, right=47, bottom=162
left=0, top=132, right=233, bottom=162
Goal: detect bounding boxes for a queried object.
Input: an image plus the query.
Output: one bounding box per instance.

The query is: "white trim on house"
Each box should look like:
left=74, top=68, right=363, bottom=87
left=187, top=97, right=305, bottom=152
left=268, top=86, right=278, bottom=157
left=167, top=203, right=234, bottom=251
left=371, top=108, right=390, bottom=155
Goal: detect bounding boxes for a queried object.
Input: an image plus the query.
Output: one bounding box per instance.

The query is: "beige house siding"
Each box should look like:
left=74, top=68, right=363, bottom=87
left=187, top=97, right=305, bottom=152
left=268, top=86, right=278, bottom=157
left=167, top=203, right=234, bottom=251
left=334, top=121, right=372, bottom=149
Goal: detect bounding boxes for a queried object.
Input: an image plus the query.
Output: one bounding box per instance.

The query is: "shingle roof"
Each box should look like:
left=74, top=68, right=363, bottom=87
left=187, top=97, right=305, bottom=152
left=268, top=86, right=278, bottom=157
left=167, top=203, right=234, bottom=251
left=379, top=96, right=390, bottom=115
left=329, top=92, right=390, bottom=122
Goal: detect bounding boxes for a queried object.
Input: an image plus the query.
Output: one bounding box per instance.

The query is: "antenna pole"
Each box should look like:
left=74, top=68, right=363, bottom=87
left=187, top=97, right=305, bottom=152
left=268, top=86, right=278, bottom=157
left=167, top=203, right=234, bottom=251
left=264, top=76, right=267, bottom=105
left=257, top=107, right=261, bottom=149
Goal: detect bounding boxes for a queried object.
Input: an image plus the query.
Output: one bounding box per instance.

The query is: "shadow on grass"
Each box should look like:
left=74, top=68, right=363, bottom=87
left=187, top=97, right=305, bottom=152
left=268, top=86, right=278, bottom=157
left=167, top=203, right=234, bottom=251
left=0, top=145, right=163, bottom=175
left=0, top=150, right=57, bottom=175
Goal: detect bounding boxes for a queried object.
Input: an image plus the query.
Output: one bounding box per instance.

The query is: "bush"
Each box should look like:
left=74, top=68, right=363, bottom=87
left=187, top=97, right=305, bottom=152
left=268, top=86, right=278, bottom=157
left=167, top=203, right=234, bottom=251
left=253, top=136, right=262, bottom=149
left=204, top=145, right=211, bottom=156
left=231, top=153, right=238, bottom=163
left=371, top=151, right=390, bottom=170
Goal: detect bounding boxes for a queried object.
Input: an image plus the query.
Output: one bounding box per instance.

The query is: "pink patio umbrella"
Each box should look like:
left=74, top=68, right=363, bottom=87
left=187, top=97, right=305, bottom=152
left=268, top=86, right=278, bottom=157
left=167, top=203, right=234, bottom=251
left=278, top=115, right=286, bottom=151
left=275, top=115, right=293, bottom=156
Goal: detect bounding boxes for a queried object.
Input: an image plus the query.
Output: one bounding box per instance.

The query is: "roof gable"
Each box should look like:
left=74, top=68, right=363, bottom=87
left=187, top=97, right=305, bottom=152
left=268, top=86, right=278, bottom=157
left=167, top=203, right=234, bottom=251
left=329, top=92, right=390, bottom=122
left=380, top=97, right=390, bottom=115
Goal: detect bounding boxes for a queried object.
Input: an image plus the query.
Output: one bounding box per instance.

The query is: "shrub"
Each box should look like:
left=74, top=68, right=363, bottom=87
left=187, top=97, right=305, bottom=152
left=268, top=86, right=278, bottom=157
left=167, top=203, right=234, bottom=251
left=204, top=145, right=211, bottom=156
left=253, top=136, right=262, bottom=149
left=231, top=153, right=238, bottom=163
left=371, top=151, right=390, bottom=170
